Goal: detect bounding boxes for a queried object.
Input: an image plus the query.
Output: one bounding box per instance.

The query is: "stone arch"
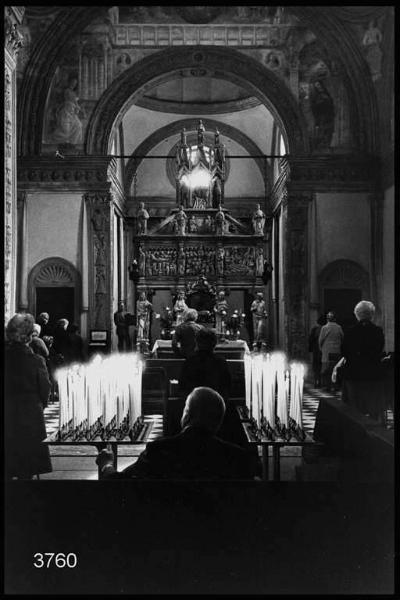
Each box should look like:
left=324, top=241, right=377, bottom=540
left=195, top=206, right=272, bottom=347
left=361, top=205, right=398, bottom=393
left=319, top=259, right=370, bottom=293
left=28, top=257, right=81, bottom=324
left=17, top=7, right=380, bottom=158
left=85, top=46, right=309, bottom=157
left=318, top=259, right=371, bottom=327
left=124, top=118, right=269, bottom=195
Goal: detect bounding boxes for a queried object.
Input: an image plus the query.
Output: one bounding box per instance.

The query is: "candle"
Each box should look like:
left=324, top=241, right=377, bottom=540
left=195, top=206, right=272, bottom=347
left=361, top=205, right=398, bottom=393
left=244, top=353, right=252, bottom=415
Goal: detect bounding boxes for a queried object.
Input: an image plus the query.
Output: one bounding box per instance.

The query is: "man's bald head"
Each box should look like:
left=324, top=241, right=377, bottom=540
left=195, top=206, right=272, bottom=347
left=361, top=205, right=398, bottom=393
left=181, top=387, right=226, bottom=434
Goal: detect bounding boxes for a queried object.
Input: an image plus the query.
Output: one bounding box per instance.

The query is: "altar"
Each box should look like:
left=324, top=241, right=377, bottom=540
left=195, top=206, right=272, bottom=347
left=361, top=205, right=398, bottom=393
left=151, top=339, right=249, bottom=359
left=129, top=120, right=270, bottom=352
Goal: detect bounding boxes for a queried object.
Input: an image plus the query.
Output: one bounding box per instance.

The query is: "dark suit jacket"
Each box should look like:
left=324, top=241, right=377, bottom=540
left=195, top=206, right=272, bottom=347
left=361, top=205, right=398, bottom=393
left=172, top=321, right=203, bottom=358
left=113, top=426, right=257, bottom=480
left=342, top=321, right=385, bottom=380
left=179, top=350, right=231, bottom=401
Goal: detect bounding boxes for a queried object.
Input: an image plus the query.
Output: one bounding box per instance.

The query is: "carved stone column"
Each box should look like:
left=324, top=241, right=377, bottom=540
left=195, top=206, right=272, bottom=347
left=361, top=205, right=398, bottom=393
left=4, top=6, right=24, bottom=323
left=17, top=191, right=28, bottom=311
left=84, top=192, right=113, bottom=334
left=283, top=191, right=312, bottom=360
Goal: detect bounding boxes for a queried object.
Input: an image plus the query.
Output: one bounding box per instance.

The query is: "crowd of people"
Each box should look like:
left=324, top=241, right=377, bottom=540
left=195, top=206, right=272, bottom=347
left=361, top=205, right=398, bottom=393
left=309, top=301, right=391, bottom=425
left=5, top=298, right=391, bottom=481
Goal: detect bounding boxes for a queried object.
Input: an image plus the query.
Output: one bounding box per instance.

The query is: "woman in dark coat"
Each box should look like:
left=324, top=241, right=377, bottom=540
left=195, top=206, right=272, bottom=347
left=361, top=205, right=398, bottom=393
left=341, top=301, right=385, bottom=421
left=5, top=313, right=52, bottom=479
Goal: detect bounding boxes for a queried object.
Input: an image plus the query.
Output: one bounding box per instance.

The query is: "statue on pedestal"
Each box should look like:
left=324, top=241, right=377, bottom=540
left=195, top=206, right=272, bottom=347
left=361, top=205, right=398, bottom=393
left=214, top=290, right=229, bottom=340
left=215, top=204, right=225, bottom=236
left=188, top=215, right=198, bottom=233
left=174, top=205, right=187, bottom=236
left=136, top=291, right=153, bottom=345
left=252, top=204, right=266, bottom=236
left=212, top=177, right=222, bottom=208
left=256, top=247, right=264, bottom=276
left=250, top=292, right=268, bottom=349
left=174, top=291, right=188, bottom=326
left=136, top=201, right=150, bottom=235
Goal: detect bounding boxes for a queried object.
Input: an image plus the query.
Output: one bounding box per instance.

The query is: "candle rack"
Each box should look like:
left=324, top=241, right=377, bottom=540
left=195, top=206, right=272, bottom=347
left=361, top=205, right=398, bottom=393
left=243, top=351, right=306, bottom=443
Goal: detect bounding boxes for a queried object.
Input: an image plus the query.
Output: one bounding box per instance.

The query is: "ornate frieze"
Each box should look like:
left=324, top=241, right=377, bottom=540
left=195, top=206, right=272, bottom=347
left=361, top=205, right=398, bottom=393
left=18, top=157, right=117, bottom=190
left=135, top=239, right=265, bottom=282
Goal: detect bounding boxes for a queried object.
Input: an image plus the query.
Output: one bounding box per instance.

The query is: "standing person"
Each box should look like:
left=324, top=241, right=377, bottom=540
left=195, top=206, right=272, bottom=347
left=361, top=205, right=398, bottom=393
left=37, top=312, right=52, bottom=337
left=52, top=318, right=71, bottom=364
left=29, top=324, right=50, bottom=361
left=5, top=313, right=52, bottom=479
left=172, top=309, right=202, bottom=359
left=114, top=302, right=130, bottom=352
left=340, top=301, right=385, bottom=421
left=318, top=311, right=344, bottom=392
left=67, top=323, right=85, bottom=363
left=308, top=315, right=325, bottom=387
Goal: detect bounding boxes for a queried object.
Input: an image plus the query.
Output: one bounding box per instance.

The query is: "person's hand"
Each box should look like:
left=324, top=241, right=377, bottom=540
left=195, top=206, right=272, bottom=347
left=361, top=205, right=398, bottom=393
left=96, top=449, right=114, bottom=470
left=331, top=370, right=337, bottom=383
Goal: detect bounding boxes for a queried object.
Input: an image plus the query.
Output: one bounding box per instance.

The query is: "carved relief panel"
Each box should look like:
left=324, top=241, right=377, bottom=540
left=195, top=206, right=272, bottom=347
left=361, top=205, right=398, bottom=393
left=84, top=192, right=112, bottom=330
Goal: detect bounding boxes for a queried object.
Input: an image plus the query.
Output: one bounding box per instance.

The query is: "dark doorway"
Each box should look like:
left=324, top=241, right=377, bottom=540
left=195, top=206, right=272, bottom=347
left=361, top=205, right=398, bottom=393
left=36, top=287, right=75, bottom=328
left=323, top=288, right=361, bottom=332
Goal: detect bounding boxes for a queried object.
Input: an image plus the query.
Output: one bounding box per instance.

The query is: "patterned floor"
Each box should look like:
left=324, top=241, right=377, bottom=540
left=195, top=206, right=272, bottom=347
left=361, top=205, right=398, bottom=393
left=42, top=384, right=393, bottom=480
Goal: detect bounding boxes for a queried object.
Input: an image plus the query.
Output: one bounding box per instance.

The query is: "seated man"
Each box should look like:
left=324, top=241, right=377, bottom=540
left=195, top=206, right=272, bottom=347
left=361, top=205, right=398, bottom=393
left=171, top=308, right=202, bottom=359
left=178, top=327, right=249, bottom=449
left=96, top=387, right=257, bottom=480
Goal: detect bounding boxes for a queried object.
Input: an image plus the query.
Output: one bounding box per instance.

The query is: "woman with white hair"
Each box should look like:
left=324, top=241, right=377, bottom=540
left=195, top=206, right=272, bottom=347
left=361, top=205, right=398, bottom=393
left=340, top=300, right=385, bottom=421
left=5, top=313, right=52, bottom=479
left=29, top=323, right=50, bottom=360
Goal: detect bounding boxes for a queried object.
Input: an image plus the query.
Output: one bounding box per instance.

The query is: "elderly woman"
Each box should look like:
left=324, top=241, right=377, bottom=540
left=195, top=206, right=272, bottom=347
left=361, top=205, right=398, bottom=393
left=340, top=301, right=385, bottom=421
left=30, top=323, right=50, bottom=360
left=5, top=313, right=52, bottom=479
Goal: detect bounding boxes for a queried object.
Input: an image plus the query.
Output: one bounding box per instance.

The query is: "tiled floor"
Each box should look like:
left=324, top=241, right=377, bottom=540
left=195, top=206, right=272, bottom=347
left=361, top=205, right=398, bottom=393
left=41, top=384, right=393, bottom=480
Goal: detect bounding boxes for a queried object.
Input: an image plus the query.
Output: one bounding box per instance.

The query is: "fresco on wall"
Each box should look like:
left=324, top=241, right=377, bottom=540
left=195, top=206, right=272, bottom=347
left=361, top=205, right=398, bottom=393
left=362, top=19, right=383, bottom=82
left=117, top=6, right=297, bottom=26
left=44, top=68, right=86, bottom=147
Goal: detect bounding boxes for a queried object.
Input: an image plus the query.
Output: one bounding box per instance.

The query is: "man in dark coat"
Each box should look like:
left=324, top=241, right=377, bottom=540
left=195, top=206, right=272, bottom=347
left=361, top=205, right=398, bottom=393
left=179, top=327, right=231, bottom=400
left=178, top=327, right=249, bottom=450
left=114, top=301, right=131, bottom=352
left=171, top=308, right=202, bottom=359
left=96, top=387, right=257, bottom=480
left=5, top=313, right=52, bottom=479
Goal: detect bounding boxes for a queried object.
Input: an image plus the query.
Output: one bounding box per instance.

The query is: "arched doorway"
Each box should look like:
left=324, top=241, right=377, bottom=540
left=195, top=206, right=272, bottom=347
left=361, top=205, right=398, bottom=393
left=28, top=257, right=81, bottom=327
left=319, top=259, right=370, bottom=332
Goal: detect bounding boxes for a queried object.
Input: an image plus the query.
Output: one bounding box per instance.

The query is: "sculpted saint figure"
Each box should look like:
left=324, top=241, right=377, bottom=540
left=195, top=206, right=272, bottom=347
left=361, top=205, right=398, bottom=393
left=250, top=292, right=268, bottom=348
left=252, top=204, right=266, bottom=236
left=137, top=202, right=150, bottom=235
left=174, top=291, right=189, bottom=326
left=214, top=290, right=229, bottom=339
left=136, top=291, right=153, bottom=342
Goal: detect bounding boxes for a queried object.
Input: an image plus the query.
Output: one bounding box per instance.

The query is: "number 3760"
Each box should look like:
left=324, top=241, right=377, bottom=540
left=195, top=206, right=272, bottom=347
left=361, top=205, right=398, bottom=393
left=33, top=553, right=78, bottom=568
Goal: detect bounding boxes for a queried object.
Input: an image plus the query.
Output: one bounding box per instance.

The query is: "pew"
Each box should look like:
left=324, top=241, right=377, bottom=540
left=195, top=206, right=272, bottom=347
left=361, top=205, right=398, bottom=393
left=142, top=358, right=246, bottom=436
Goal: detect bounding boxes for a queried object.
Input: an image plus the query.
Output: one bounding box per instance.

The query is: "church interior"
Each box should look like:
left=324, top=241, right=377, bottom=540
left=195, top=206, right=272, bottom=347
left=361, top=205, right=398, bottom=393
left=4, top=6, right=395, bottom=595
